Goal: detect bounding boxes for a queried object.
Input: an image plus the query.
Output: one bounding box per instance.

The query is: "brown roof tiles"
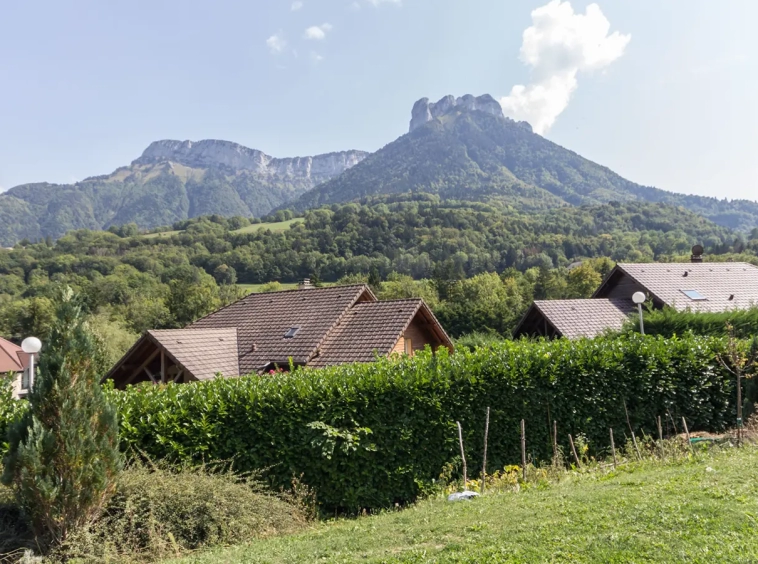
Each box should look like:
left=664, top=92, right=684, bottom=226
left=530, top=299, right=635, bottom=339
left=611, top=262, right=758, bottom=312
left=148, top=328, right=239, bottom=381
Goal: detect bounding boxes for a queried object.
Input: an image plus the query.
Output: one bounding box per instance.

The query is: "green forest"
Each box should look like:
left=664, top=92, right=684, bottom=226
left=1, top=194, right=757, bottom=368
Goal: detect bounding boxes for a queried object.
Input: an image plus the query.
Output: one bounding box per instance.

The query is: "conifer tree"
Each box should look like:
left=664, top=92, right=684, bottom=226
left=1, top=288, right=121, bottom=547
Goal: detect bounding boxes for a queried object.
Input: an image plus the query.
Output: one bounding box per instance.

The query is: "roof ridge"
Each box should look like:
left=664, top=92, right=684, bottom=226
left=190, top=284, right=371, bottom=327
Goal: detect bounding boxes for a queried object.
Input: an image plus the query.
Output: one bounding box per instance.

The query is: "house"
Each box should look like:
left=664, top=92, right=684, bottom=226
left=106, top=284, right=453, bottom=388
left=514, top=252, right=758, bottom=339
left=0, top=337, right=31, bottom=399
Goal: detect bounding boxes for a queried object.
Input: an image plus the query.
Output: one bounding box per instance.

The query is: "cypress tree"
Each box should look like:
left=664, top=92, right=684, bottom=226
left=1, top=288, right=121, bottom=547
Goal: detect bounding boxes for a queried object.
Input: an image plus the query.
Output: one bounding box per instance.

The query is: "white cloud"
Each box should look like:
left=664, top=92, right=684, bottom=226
left=310, top=51, right=324, bottom=63
left=291, top=1, right=303, bottom=11
left=266, top=33, right=287, bottom=54
left=500, top=0, right=630, bottom=135
left=304, top=23, right=333, bottom=40
left=366, top=0, right=401, bottom=5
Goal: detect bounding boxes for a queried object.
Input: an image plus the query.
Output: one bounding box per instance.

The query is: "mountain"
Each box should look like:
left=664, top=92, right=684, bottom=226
left=289, top=94, right=758, bottom=232
left=0, top=140, right=367, bottom=245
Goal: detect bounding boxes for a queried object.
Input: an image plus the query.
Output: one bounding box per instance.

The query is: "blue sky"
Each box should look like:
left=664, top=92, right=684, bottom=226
left=1, top=0, right=756, bottom=200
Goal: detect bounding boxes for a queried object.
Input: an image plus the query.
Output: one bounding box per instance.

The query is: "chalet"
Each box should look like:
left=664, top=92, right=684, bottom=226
left=106, top=284, right=453, bottom=388
left=0, top=337, right=31, bottom=399
left=514, top=252, right=758, bottom=339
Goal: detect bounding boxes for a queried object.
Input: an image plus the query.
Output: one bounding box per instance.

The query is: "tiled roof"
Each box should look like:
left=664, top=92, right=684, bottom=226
left=533, top=299, right=635, bottom=339
left=191, top=285, right=374, bottom=374
left=148, top=328, right=239, bottom=381
left=0, top=337, right=26, bottom=373
left=309, top=299, right=425, bottom=367
left=616, top=262, right=758, bottom=312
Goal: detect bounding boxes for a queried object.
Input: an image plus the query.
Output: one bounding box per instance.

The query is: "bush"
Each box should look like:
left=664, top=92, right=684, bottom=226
left=2, top=290, right=121, bottom=548
left=110, top=334, right=736, bottom=513
left=64, top=461, right=309, bottom=561
left=0, top=375, right=26, bottom=460
left=630, top=306, right=758, bottom=338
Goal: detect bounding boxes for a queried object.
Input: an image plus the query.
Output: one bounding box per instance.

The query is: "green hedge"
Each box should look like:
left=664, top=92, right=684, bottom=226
left=111, top=335, right=735, bottom=512
left=633, top=307, right=758, bottom=338
left=0, top=376, right=25, bottom=458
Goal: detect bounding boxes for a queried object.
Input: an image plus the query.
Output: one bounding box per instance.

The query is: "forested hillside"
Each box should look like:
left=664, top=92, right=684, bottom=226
left=0, top=140, right=366, bottom=245
left=292, top=105, right=758, bottom=232
left=1, top=195, right=756, bottom=364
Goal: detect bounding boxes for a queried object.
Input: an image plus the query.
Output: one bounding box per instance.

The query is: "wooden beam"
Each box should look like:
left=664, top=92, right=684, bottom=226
left=144, top=368, right=157, bottom=384
left=123, top=348, right=160, bottom=386
left=160, top=350, right=166, bottom=384
left=173, top=370, right=184, bottom=383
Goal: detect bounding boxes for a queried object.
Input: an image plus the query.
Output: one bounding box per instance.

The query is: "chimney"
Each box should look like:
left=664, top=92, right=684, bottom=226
left=298, top=278, right=312, bottom=290
left=690, top=244, right=704, bottom=263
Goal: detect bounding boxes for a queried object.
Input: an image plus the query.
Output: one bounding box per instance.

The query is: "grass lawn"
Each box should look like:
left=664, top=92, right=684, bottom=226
left=142, top=229, right=183, bottom=239
left=170, top=447, right=758, bottom=563
left=232, top=219, right=301, bottom=234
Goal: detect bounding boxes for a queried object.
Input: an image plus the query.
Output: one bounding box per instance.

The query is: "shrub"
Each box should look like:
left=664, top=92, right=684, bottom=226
left=110, top=334, right=735, bottom=513
left=0, top=374, right=26, bottom=460
left=629, top=306, right=758, bottom=338
left=64, top=460, right=309, bottom=561
left=2, top=289, right=121, bottom=548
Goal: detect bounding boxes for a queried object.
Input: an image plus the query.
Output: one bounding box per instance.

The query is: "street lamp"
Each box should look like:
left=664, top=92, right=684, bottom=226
left=21, top=336, right=42, bottom=391
left=632, top=292, right=646, bottom=335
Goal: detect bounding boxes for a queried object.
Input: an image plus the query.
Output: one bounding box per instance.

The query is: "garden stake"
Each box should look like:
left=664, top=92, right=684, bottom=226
left=481, top=407, right=490, bottom=494
left=610, top=428, right=617, bottom=469
left=552, top=420, right=558, bottom=466
left=657, top=416, right=664, bottom=458
left=568, top=433, right=581, bottom=467
left=624, top=400, right=642, bottom=460
left=457, top=421, right=467, bottom=489
left=521, top=419, right=527, bottom=481
left=682, top=416, right=694, bottom=454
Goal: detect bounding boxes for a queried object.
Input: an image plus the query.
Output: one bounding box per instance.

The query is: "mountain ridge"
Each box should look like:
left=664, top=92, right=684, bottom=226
left=1, top=94, right=757, bottom=246
left=286, top=94, right=758, bottom=232
left=0, top=141, right=368, bottom=245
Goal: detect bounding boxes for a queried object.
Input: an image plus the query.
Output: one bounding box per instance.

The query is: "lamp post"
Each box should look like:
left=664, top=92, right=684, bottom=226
left=21, top=336, right=42, bottom=391
left=632, top=292, right=646, bottom=335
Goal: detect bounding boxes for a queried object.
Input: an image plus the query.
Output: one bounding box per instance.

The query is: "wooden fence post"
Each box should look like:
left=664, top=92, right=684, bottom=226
left=457, top=421, right=467, bottom=489
left=481, top=407, right=490, bottom=494
left=552, top=420, right=558, bottom=465
left=682, top=416, right=694, bottom=454
left=657, top=415, right=664, bottom=458
left=521, top=419, right=527, bottom=482
left=624, top=401, right=642, bottom=460
left=568, top=434, right=581, bottom=467
left=609, top=428, right=617, bottom=469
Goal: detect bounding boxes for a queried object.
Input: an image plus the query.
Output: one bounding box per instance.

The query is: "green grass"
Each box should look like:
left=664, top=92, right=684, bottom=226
left=142, top=229, right=183, bottom=239
left=170, top=447, right=758, bottom=563
left=140, top=219, right=300, bottom=240
left=232, top=219, right=301, bottom=234
left=238, top=283, right=300, bottom=293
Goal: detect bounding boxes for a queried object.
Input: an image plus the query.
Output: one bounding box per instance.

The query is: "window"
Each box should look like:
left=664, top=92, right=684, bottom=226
left=284, top=326, right=300, bottom=339
left=680, top=289, right=707, bottom=301
left=404, top=337, right=413, bottom=355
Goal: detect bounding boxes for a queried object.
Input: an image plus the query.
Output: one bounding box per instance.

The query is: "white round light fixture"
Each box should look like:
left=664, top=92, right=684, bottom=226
left=21, top=336, right=42, bottom=354
left=632, top=292, right=646, bottom=305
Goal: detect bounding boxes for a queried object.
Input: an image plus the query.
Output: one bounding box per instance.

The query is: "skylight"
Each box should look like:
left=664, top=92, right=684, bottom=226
left=284, top=327, right=300, bottom=339
left=680, top=290, right=707, bottom=301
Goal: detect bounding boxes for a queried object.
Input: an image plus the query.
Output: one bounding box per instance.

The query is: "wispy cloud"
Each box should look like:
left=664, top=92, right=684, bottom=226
left=366, top=0, right=402, bottom=5
left=291, top=1, right=303, bottom=11
left=500, top=0, right=630, bottom=135
left=266, top=33, right=287, bottom=54
left=304, top=23, right=333, bottom=40
left=310, top=51, right=324, bottom=63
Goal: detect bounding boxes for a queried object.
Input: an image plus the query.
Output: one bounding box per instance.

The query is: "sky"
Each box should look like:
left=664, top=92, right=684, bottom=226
left=1, top=0, right=757, bottom=201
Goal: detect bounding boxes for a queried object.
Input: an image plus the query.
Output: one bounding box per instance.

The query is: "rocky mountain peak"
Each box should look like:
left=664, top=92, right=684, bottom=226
left=132, top=139, right=368, bottom=180
left=409, top=94, right=506, bottom=132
